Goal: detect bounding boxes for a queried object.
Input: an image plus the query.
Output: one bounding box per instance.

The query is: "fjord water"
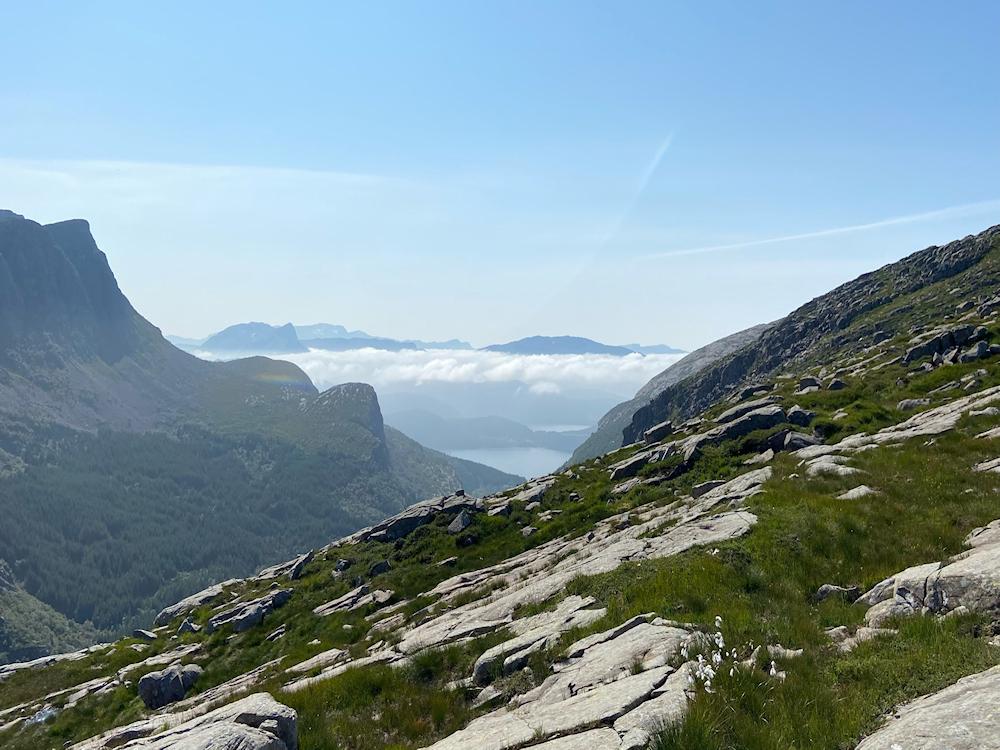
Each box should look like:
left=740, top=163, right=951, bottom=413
left=445, top=446, right=572, bottom=480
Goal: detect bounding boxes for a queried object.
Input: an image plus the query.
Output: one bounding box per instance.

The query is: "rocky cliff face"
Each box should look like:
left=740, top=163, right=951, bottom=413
left=569, top=323, right=773, bottom=464
left=0, top=212, right=147, bottom=363
left=623, top=225, right=1000, bottom=444
left=0, top=210, right=520, bottom=661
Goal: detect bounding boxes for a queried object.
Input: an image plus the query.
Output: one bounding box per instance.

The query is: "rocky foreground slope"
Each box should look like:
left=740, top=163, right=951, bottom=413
left=3, top=227, right=1000, bottom=749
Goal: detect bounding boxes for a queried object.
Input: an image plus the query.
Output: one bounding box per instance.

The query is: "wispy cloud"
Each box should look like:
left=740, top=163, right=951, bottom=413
left=646, top=198, right=1000, bottom=259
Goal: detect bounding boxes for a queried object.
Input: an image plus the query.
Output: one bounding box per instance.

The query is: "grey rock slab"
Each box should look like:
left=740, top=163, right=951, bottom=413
left=715, top=396, right=781, bottom=425
left=815, top=584, right=861, bottom=602
left=255, top=550, right=314, bottom=582
left=643, top=420, right=674, bottom=444
left=280, top=650, right=400, bottom=694
left=516, top=622, right=688, bottom=709
left=422, top=666, right=672, bottom=750
left=447, top=510, right=473, bottom=534
left=522, top=728, right=621, bottom=750
left=208, top=589, right=291, bottom=633
left=397, top=497, right=759, bottom=657
left=974, top=457, right=1000, bottom=473
left=154, top=579, right=240, bottom=626
left=613, top=666, right=691, bottom=735
left=837, top=485, right=878, bottom=500
left=130, top=692, right=296, bottom=750
left=856, top=665, right=1000, bottom=749
left=138, top=664, right=203, bottom=709
left=471, top=596, right=605, bottom=685
left=797, top=385, right=1000, bottom=461
left=286, top=648, right=346, bottom=675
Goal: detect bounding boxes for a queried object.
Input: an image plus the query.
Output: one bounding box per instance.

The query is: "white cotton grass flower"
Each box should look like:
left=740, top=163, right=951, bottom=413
left=714, top=615, right=723, bottom=629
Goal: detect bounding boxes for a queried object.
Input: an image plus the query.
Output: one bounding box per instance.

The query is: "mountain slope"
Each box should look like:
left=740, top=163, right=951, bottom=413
left=569, top=323, right=772, bottom=463
left=5, top=224, right=1000, bottom=750
left=0, top=211, right=516, bottom=653
left=624, top=226, right=1000, bottom=443
left=201, top=322, right=305, bottom=353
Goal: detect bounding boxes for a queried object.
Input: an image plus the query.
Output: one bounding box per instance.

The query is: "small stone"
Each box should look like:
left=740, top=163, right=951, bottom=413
left=521, top=526, right=537, bottom=538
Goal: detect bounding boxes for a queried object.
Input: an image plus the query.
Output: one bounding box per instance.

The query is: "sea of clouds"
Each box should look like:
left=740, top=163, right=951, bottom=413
left=278, top=348, right=684, bottom=397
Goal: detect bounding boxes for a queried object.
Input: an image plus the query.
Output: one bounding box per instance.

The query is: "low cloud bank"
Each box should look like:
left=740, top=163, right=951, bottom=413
left=280, top=348, right=683, bottom=398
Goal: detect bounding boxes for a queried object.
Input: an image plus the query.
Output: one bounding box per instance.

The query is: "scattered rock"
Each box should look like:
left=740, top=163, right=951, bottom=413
left=827, top=378, right=847, bottom=390
left=207, top=589, right=292, bottom=634
left=137, top=664, right=203, bottom=709
left=715, top=396, right=781, bottom=425
left=177, top=619, right=201, bottom=635
left=784, top=432, right=821, bottom=451
left=369, top=560, right=391, bottom=577
left=521, top=526, right=537, bottom=538
left=897, top=398, right=930, bottom=411
left=690, top=480, right=726, bottom=498
left=837, top=485, right=878, bottom=500
left=132, top=629, right=157, bottom=641
left=447, top=510, right=473, bottom=535
left=787, top=405, right=816, bottom=427
left=643, top=420, right=674, bottom=444
left=815, top=584, right=861, bottom=602
left=154, top=579, right=239, bottom=626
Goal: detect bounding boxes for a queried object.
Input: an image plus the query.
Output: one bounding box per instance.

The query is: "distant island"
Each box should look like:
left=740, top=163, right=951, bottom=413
left=481, top=335, right=683, bottom=356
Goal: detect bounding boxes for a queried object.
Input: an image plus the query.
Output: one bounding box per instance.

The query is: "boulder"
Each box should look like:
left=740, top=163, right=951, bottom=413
left=815, top=584, right=861, bottom=603
left=447, top=510, right=473, bottom=535
left=207, top=589, right=292, bottom=634
left=897, top=398, right=930, bottom=411
left=798, top=376, right=822, bottom=389
left=783, top=432, right=820, bottom=451
left=902, top=324, right=977, bottom=364
left=827, top=378, right=847, bottom=390
left=787, top=405, right=815, bottom=427
left=154, top=579, right=239, bottom=626
left=369, top=560, right=391, bottom=577
left=960, top=339, right=990, bottom=363
left=856, top=665, right=1000, bottom=749
left=133, top=629, right=157, bottom=641
left=133, top=692, right=297, bottom=750
left=643, top=420, right=674, bottom=444
left=690, top=479, right=726, bottom=498
left=715, top=396, right=781, bottom=425
left=137, top=664, right=203, bottom=709
left=837, top=485, right=878, bottom=500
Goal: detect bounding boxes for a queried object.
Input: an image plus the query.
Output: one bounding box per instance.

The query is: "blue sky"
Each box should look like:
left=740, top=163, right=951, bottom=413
left=1, top=2, right=999, bottom=349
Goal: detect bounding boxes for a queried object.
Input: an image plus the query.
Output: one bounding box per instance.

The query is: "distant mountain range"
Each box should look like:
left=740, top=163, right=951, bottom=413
left=172, top=326, right=682, bottom=357
left=170, top=324, right=473, bottom=354
left=0, top=210, right=519, bottom=662
left=482, top=335, right=683, bottom=356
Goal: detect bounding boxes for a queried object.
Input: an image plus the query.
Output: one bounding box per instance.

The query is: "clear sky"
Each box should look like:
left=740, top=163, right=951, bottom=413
left=1, top=2, right=999, bottom=349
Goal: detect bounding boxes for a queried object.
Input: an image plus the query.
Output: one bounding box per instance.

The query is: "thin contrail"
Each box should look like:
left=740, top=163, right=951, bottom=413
left=646, top=198, right=1000, bottom=258
left=600, top=133, right=674, bottom=246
